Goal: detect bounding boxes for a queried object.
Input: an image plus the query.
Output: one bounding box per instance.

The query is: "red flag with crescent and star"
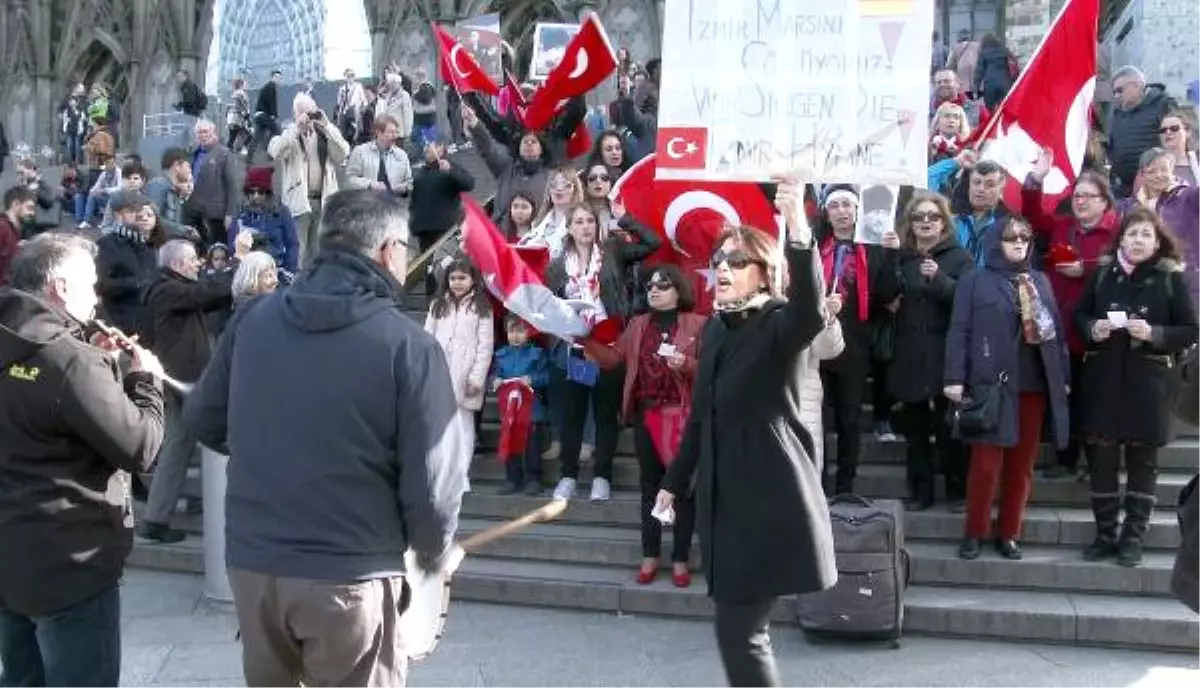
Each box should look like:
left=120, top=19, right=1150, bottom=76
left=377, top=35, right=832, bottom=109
left=433, top=24, right=500, bottom=96
left=496, top=379, right=535, bottom=460
left=967, top=0, right=1099, bottom=213
left=610, top=154, right=780, bottom=314
left=522, top=12, right=618, bottom=132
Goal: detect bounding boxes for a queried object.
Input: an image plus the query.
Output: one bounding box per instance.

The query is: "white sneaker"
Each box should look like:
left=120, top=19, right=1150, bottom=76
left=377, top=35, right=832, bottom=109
left=553, top=477, right=577, bottom=500
left=590, top=477, right=611, bottom=502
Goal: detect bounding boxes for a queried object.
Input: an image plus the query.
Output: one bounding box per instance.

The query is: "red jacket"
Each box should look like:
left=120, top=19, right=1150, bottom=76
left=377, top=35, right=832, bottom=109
left=1021, top=183, right=1121, bottom=354
left=0, top=216, right=21, bottom=287
left=583, top=311, right=707, bottom=421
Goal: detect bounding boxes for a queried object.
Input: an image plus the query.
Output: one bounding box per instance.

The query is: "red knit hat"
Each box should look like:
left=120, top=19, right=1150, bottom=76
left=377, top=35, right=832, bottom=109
left=244, top=166, right=273, bottom=193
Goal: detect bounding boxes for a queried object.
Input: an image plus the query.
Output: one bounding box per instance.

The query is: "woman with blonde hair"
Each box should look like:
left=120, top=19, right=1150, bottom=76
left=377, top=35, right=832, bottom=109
left=655, top=177, right=835, bottom=686
left=879, top=191, right=973, bottom=510
left=520, top=166, right=584, bottom=257
left=930, top=102, right=971, bottom=163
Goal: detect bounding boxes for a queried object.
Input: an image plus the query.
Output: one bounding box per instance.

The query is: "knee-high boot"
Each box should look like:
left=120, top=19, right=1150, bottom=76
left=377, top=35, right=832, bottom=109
left=1119, top=445, right=1158, bottom=567
left=1083, top=443, right=1122, bottom=560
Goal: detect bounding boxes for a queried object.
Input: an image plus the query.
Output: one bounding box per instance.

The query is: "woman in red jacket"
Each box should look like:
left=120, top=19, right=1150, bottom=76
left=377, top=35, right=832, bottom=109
left=1023, top=149, right=1121, bottom=478
left=584, top=263, right=706, bottom=587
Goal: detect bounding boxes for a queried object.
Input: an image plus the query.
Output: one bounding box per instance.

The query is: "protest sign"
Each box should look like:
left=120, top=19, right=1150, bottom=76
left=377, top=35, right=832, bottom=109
left=855, top=184, right=901, bottom=245
left=454, top=13, right=504, bottom=82
left=656, top=0, right=933, bottom=186
left=530, top=23, right=582, bottom=81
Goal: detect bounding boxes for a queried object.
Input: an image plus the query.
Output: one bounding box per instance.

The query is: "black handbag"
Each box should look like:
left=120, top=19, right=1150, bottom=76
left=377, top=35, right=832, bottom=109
left=870, top=316, right=896, bottom=363
left=948, top=372, right=1007, bottom=439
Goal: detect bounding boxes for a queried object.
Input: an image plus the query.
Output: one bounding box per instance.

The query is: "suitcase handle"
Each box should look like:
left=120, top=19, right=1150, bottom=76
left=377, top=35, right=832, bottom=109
left=828, top=494, right=874, bottom=507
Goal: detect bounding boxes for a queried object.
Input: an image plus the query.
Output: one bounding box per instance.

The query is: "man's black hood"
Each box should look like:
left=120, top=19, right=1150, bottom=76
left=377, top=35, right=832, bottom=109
left=0, top=288, right=82, bottom=369
left=280, top=250, right=406, bottom=333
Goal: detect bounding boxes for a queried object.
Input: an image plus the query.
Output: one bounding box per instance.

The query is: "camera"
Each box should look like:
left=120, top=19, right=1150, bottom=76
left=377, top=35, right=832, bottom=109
left=309, top=110, right=325, bottom=121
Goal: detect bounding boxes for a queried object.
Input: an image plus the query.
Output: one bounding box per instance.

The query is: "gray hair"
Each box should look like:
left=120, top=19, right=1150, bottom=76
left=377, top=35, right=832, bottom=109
left=157, top=239, right=196, bottom=269
left=8, top=233, right=97, bottom=293
left=232, top=251, right=277, bottom=301
left=1139, top=146, right=1176, bottom=170
left=317, top=189, right=409, bottom=258
left=1111, top=65, right=1146, bottom=85
left=193, top=118, right=216, bottom=133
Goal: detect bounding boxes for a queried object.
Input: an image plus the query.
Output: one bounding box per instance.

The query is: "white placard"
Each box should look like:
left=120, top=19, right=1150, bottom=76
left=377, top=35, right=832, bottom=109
left=656, top=0, right=934, bottom=185
left=529, top=22, right=582, bottom=81
left=855, top=184, right=901, bottom=245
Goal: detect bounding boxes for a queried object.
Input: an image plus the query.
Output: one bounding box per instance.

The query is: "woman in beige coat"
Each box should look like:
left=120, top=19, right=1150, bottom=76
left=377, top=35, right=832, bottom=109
left=800, top=249, right=845, bottom=472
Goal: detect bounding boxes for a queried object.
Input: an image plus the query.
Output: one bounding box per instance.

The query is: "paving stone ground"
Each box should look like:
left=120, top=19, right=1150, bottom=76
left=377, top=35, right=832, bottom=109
left=20, top=569, right=1192, bottom=687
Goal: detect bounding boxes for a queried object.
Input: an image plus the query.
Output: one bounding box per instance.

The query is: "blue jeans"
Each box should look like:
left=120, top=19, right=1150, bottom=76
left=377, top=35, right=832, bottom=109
left=82, top=193, right=107, bottom=225
left=414, top=124, right=438, bottom=150
left=69, top=194, right=86, bottom=224
left=0, top=583, right=121, bottom=687
left=64, top=134, right=85, bottom=165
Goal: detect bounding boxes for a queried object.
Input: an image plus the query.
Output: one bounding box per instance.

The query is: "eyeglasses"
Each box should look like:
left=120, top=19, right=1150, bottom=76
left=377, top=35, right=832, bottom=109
left=587, top=173, right=611, bottom=183
left=548, top=177, right=573, bottom=192
left=646, top=279, right=674, bottom=292
left=1001, top=233, right=1031, bottom=244
left=910, top=211, right=942, bottom=223
left=710, top=249, right=760, bottom=270
left=1159, top=124, right=1183, bottom=134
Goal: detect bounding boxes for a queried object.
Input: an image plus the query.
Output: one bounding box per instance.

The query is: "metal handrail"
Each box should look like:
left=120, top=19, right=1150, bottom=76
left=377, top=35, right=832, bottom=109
left=401, top=194, right=492, bottom=286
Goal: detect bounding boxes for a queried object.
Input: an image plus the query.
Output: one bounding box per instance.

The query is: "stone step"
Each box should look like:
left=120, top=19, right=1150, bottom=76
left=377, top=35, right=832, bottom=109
left=124, top=540, right=1199, bottom=652
left=475, top=424, right=1200, bottom=472
left=462, top=458, right=1193, bottom=508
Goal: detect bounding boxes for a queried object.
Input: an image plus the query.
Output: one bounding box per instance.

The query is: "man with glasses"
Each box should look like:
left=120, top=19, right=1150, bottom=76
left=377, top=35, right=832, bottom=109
left=184, top=189, right=467, bottom=687
left=1107, top=65, right=1178, bottom=198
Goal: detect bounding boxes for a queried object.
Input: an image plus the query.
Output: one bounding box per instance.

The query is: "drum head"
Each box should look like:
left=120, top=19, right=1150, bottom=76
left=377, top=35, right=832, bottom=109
left=397, top=550, right=451, bottom=661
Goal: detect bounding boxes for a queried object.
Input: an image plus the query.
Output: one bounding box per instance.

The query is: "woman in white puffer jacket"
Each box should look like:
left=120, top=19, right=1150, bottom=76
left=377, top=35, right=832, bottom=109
left=799, top=248, right=844, bottom=472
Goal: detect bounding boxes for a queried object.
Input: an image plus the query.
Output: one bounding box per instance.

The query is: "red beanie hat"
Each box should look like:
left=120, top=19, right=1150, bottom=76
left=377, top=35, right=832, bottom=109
left=244, top=166, right=273, bottom=193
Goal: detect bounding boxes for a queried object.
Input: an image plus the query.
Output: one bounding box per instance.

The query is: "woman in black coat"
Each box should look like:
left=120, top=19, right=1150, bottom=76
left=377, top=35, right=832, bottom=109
left=880, top=191, right=973, bottom=511
left=973, top=33, right=1015, bottom=110
left=1073, top=208, right=1198, bottom=566
left=656, top=181, right=835, bottom=687
left=944, top=216, right=1071, bottom=561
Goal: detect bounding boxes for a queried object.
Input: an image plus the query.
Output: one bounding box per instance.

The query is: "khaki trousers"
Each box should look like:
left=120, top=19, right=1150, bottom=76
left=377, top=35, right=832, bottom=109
left=228, top=568, right=408, bottom=687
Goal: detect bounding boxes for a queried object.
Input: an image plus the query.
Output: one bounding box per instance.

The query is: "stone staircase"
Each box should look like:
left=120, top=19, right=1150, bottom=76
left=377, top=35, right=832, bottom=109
left=125, top=144, right=1200, bottom=652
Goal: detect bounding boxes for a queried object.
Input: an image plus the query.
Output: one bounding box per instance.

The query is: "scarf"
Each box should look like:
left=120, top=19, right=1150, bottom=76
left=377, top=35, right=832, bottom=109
left=714, top=292, right=771, bottom=313
left=564, top=246, right=606, bottom=324
left=1014, top=273, right=1056, bottom=344
left=820, top=237, right=870, bottom=321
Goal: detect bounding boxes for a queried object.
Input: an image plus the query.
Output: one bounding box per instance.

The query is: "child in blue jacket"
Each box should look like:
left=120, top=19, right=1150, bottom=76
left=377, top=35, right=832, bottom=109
left=490, top=314, right=549, bottom=495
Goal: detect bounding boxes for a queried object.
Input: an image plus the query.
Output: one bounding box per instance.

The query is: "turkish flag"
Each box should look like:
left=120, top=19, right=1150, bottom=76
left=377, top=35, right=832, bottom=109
left=434, top=24, right=500, bottom=96
left=496, top=379, right=535, bottom=458
left=656, top=127, right=709, bottom=170
left=461, top=194, right=589, bottom=338
left=610, top=154, right=779, bottom=314
left=499, top=72, right=528, bottom=124
left=970, top=0, right=1099, bottom=214
left=496, top=379, right=535, bottom=460
left=522, top=13, right=618, bottom=131
left=566, top=121, right=592, bottom=159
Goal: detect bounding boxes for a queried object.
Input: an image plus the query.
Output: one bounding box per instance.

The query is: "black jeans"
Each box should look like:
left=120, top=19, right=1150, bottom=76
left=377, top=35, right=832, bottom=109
left=1087, top=443, right=1159, bottom=540
left=822, top=349, right=869, bottom=494
left=633, top=408, right=695, bottom=561
left=418, top=231, right=448, bottom=295
left=714, top=597, right=781, bottom=687
left=0, top=583, right=121, bottom=687
left=872, top=359, right=894, bottom=424
left=554, top=362, right=621, bottom=481
left=902, top=396, right=968, bottom=502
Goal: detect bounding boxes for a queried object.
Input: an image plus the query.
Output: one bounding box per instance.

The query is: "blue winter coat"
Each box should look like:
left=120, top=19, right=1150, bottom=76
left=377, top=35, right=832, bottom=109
left=490, top=344, right=550, bottom=421
left=944, top=240, right=1071, bottom=449
left=228, top=203, right=300, bottom=274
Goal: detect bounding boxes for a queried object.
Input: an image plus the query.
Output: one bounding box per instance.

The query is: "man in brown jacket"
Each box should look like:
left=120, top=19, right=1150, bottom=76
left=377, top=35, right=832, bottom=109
left=0, top=233, right=166, bottom=686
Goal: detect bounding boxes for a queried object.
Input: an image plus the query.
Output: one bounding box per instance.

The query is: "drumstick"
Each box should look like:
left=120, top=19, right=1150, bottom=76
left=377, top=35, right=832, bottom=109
left=460, top=498, right=568, bottom=551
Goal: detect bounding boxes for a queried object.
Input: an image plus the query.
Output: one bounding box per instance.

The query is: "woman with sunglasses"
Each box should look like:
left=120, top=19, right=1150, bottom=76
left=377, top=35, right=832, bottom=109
left=654, top=178, right=835, bottom=687
left=1023, top=149, right=1122, bottom=479
left=1074, top=209, right=1198, bottom=567
left=945, top=216, right=1071, bottom=561
left=583, top=264, right=704, bottom=587
left=879, top=192, right=973, bottom=511
left=226, top=166, right=300, bottom=278
left=545, top=202, right=661, bottom=501
left=1119, top=148, right=1200, bottom=304
left=1156, top=110, right=1198, bottom=187
left=520, top=166, right=584, bottom=258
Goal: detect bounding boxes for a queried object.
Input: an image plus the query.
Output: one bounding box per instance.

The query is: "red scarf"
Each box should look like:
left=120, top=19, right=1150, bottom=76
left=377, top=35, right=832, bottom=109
left=820, top=237, right=870, bottom=321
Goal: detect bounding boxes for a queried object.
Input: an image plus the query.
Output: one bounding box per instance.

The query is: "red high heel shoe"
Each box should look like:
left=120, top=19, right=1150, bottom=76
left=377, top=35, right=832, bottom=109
left=671, top=568, right=692, bottom=588
left=635, top=566, right=658, bottom=585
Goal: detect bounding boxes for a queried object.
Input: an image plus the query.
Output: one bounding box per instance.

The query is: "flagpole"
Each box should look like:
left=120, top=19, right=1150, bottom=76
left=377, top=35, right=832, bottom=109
left=971, top=0, right=1094, bottom=146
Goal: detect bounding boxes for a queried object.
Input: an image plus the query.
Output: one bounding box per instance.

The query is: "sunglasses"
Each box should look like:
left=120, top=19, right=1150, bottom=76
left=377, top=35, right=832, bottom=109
left=710, top=249, right=760, bottom=270
left=910, top=211, right=942, bottom=223
left=587, top=173, right=611, bottom=183
left=548, top=177, right=573, bottom=191
left=247, top=189, right=268, bottom=196
left=1159, top=124, right=1183, bottom=134
left=1001, top=233, right=1031, bottom=244
left=646, top=279, right=674, bottom=292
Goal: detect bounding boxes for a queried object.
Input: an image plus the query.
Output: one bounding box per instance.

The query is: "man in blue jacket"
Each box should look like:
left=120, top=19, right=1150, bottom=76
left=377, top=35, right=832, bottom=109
left=184, top=189, right=468, bottom=686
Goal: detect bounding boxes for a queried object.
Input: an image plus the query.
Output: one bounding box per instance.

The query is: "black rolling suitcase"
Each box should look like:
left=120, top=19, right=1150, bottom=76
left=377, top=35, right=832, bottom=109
left=795, top=495, right=909, bottom=645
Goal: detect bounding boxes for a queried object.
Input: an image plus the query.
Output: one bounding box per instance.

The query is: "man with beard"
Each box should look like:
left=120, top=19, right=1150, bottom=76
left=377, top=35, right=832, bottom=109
left=0, top=233, right=166, bottom=686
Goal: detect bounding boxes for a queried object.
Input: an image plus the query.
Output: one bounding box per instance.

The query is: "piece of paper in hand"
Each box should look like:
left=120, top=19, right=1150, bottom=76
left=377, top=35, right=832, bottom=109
left=657, top=342, right=677, bottom=357
left=651, top=502, right=675, bottom=526
left=1107, top=311, right=1128, bottom=328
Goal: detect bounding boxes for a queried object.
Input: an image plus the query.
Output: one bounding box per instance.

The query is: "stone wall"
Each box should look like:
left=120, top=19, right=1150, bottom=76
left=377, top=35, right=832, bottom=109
left=1005, top=0, right=1068, bottom=62
left=1134, top=0, right=1198, bottom=96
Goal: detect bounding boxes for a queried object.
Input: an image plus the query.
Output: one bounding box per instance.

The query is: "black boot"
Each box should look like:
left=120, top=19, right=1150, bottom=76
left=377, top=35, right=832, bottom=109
left=1083, top=495, right=1121, bottom=561
left=1118, top=492, right=1155, bottom=568
left=959, top=537, right=981, bottom=560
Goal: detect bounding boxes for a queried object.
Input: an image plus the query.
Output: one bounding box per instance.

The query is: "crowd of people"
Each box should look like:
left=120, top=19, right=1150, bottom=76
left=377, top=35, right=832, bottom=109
left=1, top=17, right=1198, bottom=688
